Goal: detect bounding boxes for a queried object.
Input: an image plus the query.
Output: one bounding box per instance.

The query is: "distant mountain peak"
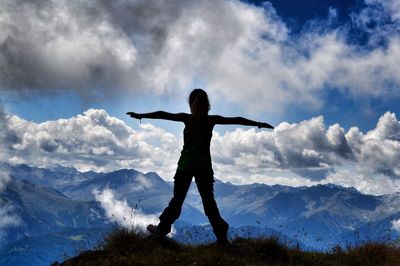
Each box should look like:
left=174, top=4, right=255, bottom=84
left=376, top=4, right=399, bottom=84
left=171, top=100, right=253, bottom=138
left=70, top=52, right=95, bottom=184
left=320, top=183, right=359, bottom=194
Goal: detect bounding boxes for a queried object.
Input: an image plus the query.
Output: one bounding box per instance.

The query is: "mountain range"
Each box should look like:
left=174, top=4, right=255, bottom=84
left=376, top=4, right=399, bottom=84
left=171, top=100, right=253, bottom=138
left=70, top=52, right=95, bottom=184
left=1, top=163, right=399, bottom=265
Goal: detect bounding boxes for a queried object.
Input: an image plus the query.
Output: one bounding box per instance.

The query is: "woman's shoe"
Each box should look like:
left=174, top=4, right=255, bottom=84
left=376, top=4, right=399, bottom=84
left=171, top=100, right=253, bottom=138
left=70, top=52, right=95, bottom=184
left=147, top=224, right=161, bottom=236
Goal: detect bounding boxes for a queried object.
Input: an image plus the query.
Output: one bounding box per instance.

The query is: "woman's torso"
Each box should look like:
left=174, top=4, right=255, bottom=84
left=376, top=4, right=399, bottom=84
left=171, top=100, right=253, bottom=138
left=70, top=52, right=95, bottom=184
left=177, top=115, right=214, bottom=174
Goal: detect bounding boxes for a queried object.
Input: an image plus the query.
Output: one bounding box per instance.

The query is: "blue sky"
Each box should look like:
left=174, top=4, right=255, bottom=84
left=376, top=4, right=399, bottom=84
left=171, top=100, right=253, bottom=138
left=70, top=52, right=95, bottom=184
left=1, top=0, right=400, bottom=194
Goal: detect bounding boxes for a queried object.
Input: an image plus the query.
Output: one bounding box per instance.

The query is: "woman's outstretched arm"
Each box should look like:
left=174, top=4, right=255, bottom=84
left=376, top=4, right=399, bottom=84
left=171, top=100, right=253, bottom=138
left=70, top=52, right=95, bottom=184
left=126, top=111, right=188, bottom=122
left=210, top=115, right=274, bottom=129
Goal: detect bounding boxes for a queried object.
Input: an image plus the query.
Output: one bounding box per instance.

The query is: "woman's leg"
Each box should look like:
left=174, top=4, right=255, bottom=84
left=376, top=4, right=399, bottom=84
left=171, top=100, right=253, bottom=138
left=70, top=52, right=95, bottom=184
left=158, top=170, right=192, bottom=235
left=194, top=175, right=229, bottom=243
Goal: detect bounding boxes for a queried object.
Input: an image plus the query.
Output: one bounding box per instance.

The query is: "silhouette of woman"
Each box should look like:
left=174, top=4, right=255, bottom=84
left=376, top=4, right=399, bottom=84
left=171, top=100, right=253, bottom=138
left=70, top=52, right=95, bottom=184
left=127, top=88, right=273, bottom=244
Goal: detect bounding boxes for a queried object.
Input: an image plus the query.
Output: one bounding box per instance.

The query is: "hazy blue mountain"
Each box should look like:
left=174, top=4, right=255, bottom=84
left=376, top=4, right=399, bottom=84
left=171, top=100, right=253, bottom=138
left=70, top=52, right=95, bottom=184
left=211, top=184, right=400, bottom=249
left=0, top=178, right=108, bottom=247
left=58, top=168, right=208, bottom=224
left=1, top=162, right=98, bottom=190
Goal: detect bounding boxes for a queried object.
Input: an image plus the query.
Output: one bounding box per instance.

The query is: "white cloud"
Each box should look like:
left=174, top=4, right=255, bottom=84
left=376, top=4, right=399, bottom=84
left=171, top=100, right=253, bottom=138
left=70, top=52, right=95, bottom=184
left=130, top=173, right=154, bottom=193
left=392, top=219, right=400, bottom=233
left=1, top=0, right=400, bottom=112
left=93, top=187, right=158, bottom=233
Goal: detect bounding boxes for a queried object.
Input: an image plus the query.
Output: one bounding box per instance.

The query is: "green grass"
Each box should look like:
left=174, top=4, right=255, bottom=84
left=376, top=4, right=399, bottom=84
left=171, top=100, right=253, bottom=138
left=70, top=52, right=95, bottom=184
left=53, top=229, right=400, bottom=266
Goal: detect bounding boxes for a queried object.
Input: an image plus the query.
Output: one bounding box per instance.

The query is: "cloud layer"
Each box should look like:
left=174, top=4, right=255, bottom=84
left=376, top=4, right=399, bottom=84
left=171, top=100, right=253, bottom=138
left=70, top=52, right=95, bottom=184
left=1, top=108, right=399, bottom=194
left=1, top=0, right=400, bottom=110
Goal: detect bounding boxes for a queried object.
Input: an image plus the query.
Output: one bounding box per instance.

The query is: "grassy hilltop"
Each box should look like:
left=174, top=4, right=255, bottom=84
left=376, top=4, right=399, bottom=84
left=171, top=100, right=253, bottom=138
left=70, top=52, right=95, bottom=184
left=54, top=229, right=400, bottom=266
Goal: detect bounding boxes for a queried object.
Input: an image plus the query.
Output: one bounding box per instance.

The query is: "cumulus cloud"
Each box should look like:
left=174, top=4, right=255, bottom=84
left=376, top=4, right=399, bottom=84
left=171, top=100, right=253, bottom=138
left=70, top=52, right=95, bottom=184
left=1, top=0, right=400, bottom=111
left=93, top=187, right=158, bottom=232
left=346, top=112, right=400, bottom=178
left=0, top=0, right=139, bottom=97
left=0, top=108, right=181, bottom=177
left=0, top=102, right=20, bottom=149
left=211, top=115, right=355, bottom=180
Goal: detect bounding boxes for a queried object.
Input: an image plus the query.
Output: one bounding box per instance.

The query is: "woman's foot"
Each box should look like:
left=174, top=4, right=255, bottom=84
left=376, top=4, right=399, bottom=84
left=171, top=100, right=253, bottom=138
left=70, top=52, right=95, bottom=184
left=216, top=238, right=229, bottom=245
left=216, top=222, right=229, bottom=245
left=147, top=224, right=162, bottom=236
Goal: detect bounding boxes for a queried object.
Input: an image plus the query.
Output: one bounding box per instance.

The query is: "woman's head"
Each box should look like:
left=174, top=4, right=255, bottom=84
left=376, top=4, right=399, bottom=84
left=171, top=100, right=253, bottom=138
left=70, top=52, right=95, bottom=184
left=189, top=88, right=210, bottom=117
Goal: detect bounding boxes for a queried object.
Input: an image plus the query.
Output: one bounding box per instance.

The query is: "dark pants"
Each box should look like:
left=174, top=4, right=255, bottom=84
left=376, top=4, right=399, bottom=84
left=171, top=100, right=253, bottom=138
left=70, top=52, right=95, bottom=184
left=158, top=170, right=229, bottom=242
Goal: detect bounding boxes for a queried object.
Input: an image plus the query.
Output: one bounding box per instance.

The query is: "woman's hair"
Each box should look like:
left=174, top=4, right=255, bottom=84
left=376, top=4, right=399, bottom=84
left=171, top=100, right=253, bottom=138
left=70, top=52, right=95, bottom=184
left=189, top=88, right=210, bottom=116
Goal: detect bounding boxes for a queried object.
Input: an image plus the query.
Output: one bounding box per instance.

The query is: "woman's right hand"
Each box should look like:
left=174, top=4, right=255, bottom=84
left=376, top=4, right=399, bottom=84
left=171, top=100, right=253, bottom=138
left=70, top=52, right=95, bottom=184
left=126, top=112, right=142, bottom=119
